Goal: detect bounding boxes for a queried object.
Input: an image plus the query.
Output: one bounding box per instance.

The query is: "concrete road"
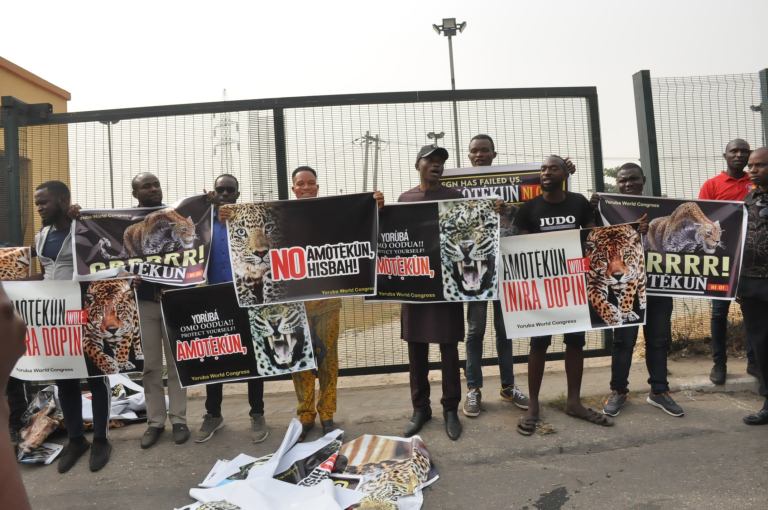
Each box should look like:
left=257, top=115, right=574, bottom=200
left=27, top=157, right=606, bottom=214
left=19, top=357, right=768, bottom=509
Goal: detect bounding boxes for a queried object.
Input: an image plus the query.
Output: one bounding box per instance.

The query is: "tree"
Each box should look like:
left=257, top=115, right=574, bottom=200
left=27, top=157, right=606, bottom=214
left=602, top=166, right=619, bottom=193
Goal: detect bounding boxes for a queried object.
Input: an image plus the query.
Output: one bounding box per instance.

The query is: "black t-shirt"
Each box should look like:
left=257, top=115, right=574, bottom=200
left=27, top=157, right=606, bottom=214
left=513, top=192, right=594, bottom=234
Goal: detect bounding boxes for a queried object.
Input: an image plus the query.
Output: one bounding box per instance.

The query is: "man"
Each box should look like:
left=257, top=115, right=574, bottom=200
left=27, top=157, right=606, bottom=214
left=698, top=138, right=756, bottom=384
left=289, top=166, right=385, bottom=441
left=401, top=145, right=465, bottom=441
left=462, top=134, right=528, bottom=417
left=739, top=147, right=768, bottom=425
left=592, top=164, right=684, bottom=417
left=33, top=181, right=113, bottom=472
left=132, top=173, right=189, bottom=448
left=0, top=282, right=31, bottom=509
left=196, top=174, right=269, bottom=444
left=513, top=157, right=612, bottom=435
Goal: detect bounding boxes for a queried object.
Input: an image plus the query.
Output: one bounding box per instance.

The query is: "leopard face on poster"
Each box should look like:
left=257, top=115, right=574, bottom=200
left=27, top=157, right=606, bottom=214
left=224, top=193, right=378, bottom=307
left=598, top=194, right=747, bottom=299
left=161, top=283, right=315, bottom=388
left=6, top=278, right=143, bottom=380
left=370, top=198, right=500, bottom=303
left=441, top=163, right=565, bottom=236
left=500, top=224, right=646, bottom=337
left=0, top=246, right=32, bottom=280
left=72, top=194, right=212, bottom=285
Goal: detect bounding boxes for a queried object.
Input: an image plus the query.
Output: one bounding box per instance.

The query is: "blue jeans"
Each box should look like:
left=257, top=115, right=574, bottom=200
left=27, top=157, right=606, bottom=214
left=610, top=296, right=672, bottom=394
left=465, top=300, right=514, bottom=389
left=711, top=300, right=754, bottom=366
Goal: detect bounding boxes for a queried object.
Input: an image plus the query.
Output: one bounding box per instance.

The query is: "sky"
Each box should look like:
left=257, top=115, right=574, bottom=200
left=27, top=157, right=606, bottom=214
left=2, top=0, right=766, bottom=166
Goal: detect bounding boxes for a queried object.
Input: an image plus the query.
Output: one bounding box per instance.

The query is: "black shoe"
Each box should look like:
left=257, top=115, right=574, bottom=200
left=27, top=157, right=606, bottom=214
left=140, top=426, right=164, bottom=449
left=746, top=363, right=759, bottom=378
left=89, top=438, right=112, bottom=472
left=298, top=421, right=315, bottom=442
left=709, top=363, right=726, bottom=385
left=444, top=410, right=462, bottom=441
left=57, top=438, right=90, bottom=473
left=743, top=408, right=768, bottom=425
left=404, top=408, right=432, bottom=437
left=321, top=419, right=335, bottom=435
left=172, top=423, right=190, bottom=445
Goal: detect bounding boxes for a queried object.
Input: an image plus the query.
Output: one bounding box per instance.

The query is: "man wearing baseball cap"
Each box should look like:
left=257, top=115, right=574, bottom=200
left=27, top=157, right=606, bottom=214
left=399, top=144, right=465, bottom=440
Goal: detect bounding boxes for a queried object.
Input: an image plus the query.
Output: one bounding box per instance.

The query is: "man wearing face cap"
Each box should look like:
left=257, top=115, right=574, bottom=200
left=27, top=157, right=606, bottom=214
left=399, top=145, right=465, bottom=440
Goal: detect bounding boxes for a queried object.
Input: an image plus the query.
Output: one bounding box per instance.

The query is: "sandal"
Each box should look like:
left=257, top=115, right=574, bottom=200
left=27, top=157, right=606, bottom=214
left=566, top=407, right=614, bottom=427
left=517, top=415, right=539, bottom=436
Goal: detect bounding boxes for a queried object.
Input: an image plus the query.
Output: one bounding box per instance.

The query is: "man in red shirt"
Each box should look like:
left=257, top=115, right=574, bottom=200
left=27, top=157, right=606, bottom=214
left=698, top=138, right=756, bottom=385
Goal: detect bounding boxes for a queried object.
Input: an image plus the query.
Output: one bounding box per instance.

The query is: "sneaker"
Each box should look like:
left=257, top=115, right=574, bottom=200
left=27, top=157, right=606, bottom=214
left=172, top=423, right=191, bottom=445
left=250, top=414, right=269, bottom=443
left=500, top=385, right=530, bottom=410
left=89, top=438, right=112, bottom=472
left=602, top=391, right=628, bottom=417
left=462, top=388, right=482, bottom=417
left=646, top=392, right=684, bottom=417
left=195, top=414, right=224, bottom=443
left=709, top=363, right=726, bottom=385
left=58, top=438, right=90, bottom=473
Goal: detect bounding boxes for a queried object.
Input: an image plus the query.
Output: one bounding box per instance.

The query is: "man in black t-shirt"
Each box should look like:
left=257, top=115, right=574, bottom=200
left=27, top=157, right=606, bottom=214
left=513, top=156, right=613, bottom=435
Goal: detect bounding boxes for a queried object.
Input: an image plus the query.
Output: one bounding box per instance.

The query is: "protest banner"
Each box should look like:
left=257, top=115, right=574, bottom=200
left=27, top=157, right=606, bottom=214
left=371, top=198, right=500, bottom=303
left=0, top=247, right=32, bottom=280
left=500, top=224, right=646, bottom=337
left=598, top=194, right=747, bottom=299
left=224, top=193, right=378, bottom=307
left=162, top=283, right=316, bottom=387
left=7, top=279, right=143, bottom=380
left=72, top=194, right=212, bottom=285
left=441, top=163, right=564, bottom=235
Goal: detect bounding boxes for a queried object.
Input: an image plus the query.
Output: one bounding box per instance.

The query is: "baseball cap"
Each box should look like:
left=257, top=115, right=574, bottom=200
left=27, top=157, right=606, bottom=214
left=415, top=144, right=449, bottom=165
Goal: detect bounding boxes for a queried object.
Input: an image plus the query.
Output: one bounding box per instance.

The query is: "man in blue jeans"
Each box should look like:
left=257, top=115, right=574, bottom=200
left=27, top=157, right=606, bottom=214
left=592, top=163, right=684, bottom=417
left=462, top=135, right=528, bottom=417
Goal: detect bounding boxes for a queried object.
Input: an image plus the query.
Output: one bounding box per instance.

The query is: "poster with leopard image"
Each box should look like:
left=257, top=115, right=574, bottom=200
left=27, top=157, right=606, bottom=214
left=161, top=283, right=315, bottom=388
left=598, top=194, right=747, bottom=299
left=369, top=198, right=500, bottom=303
left=224, top=193, right=378, bottom=307
left=5, top=278, right=143, bottom=380
left=499, top=224, right=646, bottom=337
left=72, top=194, right=212, bottom=286
left=0, top=246, right=32, bottom=280
left=441, top=163, right=562, bottom=236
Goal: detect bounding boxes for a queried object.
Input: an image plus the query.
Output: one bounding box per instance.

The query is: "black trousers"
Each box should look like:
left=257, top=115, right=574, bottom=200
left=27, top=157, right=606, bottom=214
left=57, top=377, right=111, bottom=440
left=610, top=296, right=673, bottom=394
left=205, top=379, right=265, bottom=417
left=407, top=342, right=461, bottom=412
left=740, top=297, right=768, bottom=400
left=6, top=377, right=28, bottom=431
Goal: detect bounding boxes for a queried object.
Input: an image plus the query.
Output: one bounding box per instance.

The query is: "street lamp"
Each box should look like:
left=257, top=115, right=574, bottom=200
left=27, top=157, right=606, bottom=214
left=427, top=131, right=445, bottom=145
left=433, top=18, right=466, bottom=166
left=99, top=120, right=119, bottom=208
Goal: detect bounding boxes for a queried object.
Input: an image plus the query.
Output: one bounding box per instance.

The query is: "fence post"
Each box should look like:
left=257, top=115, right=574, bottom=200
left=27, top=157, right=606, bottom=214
left=273, top=108, right=289, bottom=200
left=1, top=96, right=23, bottom=245
left=759, top=69, right=768, bottom=148
left=586, top=91, right=605, bottom=192
left=632, top=70, right=661, bottom=197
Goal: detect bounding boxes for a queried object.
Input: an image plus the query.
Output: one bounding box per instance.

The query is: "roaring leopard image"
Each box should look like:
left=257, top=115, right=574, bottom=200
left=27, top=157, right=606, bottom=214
left=585, top=224, right=646, bottom=326
left=645, top=202, right=724, bottom=254
left=98, top=208, right=197, bottom=259
left=0, top=247, right=31, bottom=280
left=224, top=203, right=284, bottom=306
left=438, top=200, right=499, bottom=301
left=83, top=279, right=143, bottom=375
left=248, top=302, right=313, bottom=376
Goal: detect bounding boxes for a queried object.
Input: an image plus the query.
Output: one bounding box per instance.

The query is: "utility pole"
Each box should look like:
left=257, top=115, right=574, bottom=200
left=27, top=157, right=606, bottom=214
left=213, top=89, right=240, bottom=176
left=99, top=120, right=119, bottom=208
left=433, top=18, right=466, bottom=166
left=355, top=132, right=387, bottom=191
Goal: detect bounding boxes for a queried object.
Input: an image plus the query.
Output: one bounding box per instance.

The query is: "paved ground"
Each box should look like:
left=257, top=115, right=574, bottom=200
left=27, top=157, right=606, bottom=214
left=19, top=356, right=768, bottom=509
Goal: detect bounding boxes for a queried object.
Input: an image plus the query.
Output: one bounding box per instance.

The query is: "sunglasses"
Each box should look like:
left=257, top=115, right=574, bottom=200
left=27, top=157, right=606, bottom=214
left=215, top=186, right=237, bottom=193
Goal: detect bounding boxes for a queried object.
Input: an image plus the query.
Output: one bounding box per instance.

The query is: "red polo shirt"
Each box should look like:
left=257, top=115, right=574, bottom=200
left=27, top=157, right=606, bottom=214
left=698, top=171, right=753, bottom=201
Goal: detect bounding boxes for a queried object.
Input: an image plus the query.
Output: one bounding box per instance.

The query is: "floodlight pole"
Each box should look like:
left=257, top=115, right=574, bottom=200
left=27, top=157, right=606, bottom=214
left=434, top=18, right=466, bottom=166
